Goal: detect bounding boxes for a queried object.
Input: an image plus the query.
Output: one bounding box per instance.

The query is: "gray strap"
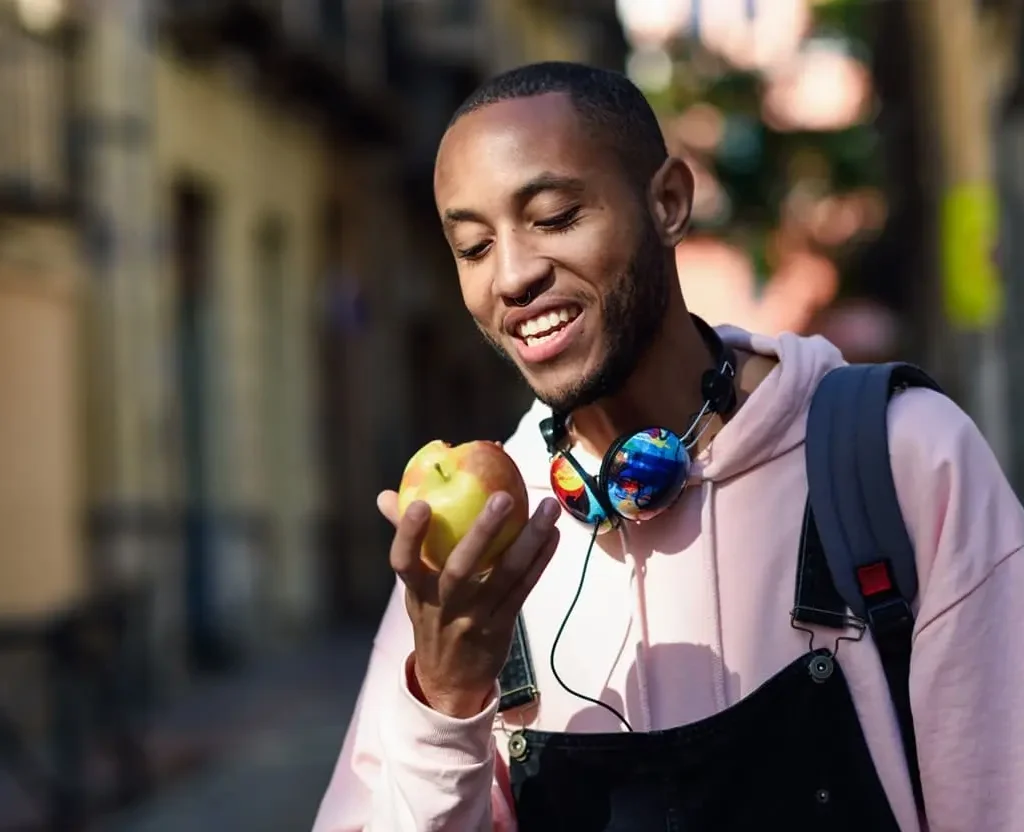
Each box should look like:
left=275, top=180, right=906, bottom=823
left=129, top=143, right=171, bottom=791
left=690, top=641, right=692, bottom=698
left=805, top=362, right=941, bottom=617
left=497, top=613, right=539, bottom=713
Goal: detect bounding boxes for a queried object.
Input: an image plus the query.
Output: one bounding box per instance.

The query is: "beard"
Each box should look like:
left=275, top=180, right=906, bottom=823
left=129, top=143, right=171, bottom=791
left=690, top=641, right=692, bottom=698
left=477, top=217, right=671, bottom=415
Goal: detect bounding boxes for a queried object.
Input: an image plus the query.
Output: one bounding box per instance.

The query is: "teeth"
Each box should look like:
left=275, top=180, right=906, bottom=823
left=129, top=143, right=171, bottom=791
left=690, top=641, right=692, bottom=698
left=516, top=306, right=579, bottom=340
left=525, top=331, right=560, bottom=348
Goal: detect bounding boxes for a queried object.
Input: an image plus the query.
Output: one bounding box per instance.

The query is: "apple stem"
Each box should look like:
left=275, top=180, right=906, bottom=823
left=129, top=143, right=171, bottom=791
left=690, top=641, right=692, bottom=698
left=433, top=462, right=450, bottom=482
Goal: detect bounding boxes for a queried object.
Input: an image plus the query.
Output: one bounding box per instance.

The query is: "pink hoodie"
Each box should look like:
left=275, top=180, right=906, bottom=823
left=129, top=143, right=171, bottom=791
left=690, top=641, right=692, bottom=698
left=313, top=327, right=1024, bottom=832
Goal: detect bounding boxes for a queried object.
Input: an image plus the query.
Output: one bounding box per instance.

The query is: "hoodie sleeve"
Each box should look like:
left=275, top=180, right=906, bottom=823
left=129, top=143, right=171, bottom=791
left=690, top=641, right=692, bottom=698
left=889, top=389, right=1024, bottom=832
left=311, top=580, right=518, bottom=832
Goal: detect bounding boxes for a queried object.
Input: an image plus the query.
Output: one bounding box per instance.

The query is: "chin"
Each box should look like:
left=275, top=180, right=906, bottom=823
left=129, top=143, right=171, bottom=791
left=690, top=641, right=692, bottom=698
left=527, top=362, right=597, bottom=413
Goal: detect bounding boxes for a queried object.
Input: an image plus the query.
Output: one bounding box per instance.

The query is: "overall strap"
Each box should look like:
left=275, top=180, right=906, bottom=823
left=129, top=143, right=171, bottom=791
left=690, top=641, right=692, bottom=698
left=792, top=501, right=850, bottom=631
left=497, top=613, right=539, bottom=714
left=803, top=361, right=943, bottom=814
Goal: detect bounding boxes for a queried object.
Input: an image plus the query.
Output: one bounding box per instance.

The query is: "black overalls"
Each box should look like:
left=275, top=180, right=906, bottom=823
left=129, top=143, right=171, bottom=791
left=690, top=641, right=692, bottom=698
left=495, top=507, right=909, bottom=832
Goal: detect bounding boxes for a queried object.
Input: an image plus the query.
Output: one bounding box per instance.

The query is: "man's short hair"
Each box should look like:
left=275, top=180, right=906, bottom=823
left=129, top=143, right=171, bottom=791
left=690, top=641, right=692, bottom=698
left=447, top=61, right=668, bottom=192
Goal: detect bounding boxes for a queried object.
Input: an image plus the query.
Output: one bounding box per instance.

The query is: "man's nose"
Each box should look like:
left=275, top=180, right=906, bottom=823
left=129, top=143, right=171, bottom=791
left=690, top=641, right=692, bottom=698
left=493, top=234, right=551, bottom=306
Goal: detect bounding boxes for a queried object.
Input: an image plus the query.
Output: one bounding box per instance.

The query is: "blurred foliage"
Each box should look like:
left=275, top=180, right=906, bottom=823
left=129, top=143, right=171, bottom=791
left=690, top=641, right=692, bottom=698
left=647, top=0, right=884, bottom=289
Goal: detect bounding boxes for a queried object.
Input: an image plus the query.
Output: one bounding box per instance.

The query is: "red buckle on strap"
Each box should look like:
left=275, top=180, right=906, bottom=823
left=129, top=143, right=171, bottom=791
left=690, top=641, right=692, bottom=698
left=857, top=561, right=893, bottom=597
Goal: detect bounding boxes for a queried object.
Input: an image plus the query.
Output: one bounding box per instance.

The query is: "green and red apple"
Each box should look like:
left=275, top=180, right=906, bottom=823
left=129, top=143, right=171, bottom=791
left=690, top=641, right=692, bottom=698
left=398, top=440, right=529, bottom=572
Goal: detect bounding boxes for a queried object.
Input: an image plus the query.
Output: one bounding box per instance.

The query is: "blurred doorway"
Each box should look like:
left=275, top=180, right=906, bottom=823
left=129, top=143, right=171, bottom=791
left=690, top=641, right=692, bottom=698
left=254, top=214, right=287, bottom=632
left=171, top=178, right=223, bottom=671
left=315, top=198, right=355, bottom=625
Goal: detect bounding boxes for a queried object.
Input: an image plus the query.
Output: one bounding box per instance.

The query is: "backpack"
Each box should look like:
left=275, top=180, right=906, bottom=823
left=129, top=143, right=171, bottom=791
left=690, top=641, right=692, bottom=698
left=799, top=361, right=943, bottom=812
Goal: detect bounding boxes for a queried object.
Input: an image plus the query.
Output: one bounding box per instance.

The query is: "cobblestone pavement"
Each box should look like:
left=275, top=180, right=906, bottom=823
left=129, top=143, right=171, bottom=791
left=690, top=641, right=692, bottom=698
left=96, top=629, right=373, bottom=832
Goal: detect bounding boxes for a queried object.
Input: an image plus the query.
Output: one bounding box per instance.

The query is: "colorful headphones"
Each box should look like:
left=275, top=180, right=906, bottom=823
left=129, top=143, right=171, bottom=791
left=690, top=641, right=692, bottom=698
left=539, top=315, right=738, bottom=534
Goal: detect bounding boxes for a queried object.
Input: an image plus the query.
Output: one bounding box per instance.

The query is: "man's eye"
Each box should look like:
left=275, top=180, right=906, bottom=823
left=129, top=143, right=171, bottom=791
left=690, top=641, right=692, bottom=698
left=535, top=206, right=581, bottom=231
left=456, top=242, right=490, bottom=261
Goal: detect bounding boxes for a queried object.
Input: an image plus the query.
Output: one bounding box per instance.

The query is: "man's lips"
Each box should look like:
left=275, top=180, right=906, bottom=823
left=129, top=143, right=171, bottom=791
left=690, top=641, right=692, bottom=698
left=502, top=298, right=584, bottom=338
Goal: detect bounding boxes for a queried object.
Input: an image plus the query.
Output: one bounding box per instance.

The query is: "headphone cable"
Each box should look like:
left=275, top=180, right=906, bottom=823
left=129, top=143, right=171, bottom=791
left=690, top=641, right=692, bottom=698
left=548, top=523, right=634, bottom=732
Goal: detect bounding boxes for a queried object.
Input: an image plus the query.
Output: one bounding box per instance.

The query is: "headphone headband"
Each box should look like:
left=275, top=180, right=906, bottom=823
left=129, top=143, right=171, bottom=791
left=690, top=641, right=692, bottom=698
left=540, top=315, right=736, bottom=531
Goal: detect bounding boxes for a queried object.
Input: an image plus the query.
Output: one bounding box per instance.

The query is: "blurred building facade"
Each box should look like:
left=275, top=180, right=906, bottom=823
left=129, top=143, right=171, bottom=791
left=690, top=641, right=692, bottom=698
left=0, top=0, right=627, bottom=745
left=0, top=3, right=85, bottom=789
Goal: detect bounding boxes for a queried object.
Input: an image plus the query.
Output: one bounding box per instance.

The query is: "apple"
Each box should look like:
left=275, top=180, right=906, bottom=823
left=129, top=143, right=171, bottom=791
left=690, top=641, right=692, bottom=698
left=398, top=440, right=530, bottom=572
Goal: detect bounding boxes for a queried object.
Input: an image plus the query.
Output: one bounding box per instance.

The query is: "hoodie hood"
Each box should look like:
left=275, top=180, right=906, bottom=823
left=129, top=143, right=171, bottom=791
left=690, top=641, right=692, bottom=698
left=502, top=326, right=845, bottom=489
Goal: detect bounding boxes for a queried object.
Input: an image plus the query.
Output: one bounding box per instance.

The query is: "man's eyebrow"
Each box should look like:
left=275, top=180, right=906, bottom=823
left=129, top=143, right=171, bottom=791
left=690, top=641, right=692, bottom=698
left=442, top=173, right=587, bottom=229
left=442, top=207, right=485, bottom=227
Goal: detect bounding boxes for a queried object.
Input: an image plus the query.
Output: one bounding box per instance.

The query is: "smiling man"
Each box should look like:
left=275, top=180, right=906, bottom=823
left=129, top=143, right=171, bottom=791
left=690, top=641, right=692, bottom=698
left=313, top=63, right=1024, bottom=832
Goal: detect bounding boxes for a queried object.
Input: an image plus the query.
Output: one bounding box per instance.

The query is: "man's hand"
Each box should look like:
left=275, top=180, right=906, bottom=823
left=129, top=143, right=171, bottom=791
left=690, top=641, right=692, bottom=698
left=378, top=489, right=560, bottom=718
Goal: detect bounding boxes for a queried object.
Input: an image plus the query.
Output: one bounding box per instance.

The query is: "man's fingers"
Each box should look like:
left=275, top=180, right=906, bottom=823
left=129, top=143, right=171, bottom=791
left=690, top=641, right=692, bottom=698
left=377, top=490, right=401, bottom=528
left=495, top=526, right=560, bottom=618
left=482, top=498, right=561, bottom=593
left=391, top=493, right=561, bottom=610
left=389, top=500, right=433, bottom=592
left=440, top=492, right=515, bottom=588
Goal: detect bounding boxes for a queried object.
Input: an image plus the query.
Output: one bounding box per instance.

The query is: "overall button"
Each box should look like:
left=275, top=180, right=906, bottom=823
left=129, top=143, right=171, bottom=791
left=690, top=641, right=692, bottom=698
left=509, top=731, right=529, bottom=762
left=808, top=653, right=835, bottom=683
left=815, top=788, right=831, bottom=804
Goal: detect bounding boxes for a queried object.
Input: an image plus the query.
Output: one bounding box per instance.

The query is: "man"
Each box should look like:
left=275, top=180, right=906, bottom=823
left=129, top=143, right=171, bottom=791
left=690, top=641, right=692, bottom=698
left=313, top=62, right=1024, bottom=831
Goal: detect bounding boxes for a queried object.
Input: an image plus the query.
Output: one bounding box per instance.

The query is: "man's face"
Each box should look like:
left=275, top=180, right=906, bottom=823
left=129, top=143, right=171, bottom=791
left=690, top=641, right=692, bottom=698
left=434, top=93, right=672, bottom=413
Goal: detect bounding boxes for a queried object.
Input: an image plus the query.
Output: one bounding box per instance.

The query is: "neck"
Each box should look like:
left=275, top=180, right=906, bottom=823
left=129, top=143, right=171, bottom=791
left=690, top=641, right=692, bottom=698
left=570, top=293, right=725, bottom=459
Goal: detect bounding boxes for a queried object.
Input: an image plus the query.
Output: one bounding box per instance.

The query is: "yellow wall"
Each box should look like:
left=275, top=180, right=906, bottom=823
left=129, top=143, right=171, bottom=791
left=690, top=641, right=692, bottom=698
left=0, top=221, right=83, bottom=617
left=152, top=53, right=329, bottom=623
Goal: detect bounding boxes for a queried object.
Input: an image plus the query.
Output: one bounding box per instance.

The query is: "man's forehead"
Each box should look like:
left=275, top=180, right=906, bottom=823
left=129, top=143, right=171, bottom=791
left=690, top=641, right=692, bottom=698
left=434, top=93, right=597, bottom=196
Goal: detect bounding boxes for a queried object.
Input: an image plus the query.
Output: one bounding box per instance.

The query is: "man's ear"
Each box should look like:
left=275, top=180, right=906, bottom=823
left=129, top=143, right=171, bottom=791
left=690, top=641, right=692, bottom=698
left=648, top=157, right=695, bottom=247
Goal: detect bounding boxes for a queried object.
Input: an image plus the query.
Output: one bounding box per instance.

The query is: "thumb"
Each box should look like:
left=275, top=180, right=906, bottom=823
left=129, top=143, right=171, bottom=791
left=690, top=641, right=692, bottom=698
left=376, top=490, right=401, bottom=528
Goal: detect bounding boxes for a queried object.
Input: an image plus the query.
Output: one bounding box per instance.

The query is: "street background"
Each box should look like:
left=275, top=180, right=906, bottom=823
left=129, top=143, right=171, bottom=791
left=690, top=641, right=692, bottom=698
left=0, top=0, right=1021, bottom=829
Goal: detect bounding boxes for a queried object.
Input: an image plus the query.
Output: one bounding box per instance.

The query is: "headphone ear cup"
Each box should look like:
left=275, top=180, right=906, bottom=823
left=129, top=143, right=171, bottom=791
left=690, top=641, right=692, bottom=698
left=600, top=428, right=691, bottom=522
left=550, top=454, right=616, bottom=533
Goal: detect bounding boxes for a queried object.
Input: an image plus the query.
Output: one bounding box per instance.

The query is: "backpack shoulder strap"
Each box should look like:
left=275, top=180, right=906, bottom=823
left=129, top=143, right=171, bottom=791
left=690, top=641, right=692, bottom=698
left=806, top=362, right=940, bottom=614
left=805, top=361, right=943, bottom=813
